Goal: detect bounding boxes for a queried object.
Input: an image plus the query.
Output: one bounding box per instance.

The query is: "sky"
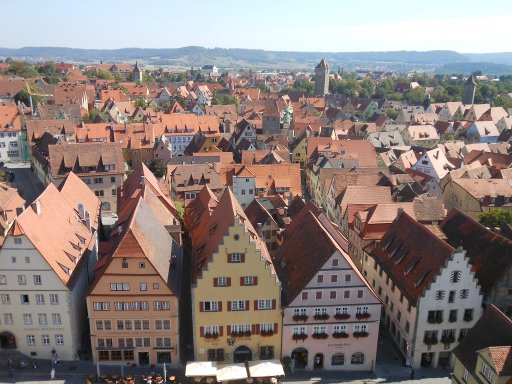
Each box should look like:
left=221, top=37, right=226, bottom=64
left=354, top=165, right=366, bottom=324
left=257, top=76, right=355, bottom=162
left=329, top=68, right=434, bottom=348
left=2, top=0, right=512, bottom=53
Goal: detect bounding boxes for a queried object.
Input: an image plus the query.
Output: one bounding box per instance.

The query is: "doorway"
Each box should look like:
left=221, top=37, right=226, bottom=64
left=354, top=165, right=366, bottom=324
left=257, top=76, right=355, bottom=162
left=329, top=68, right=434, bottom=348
left=438, top=352, right=451, bottom=369
left=233, top=345, right=252, bottom=363
left=421, top=352, right=434, bottom=368
left=138, top=352, right=150, bottom=366
left=291, top=348, right=308, bottom=369
left=314, top=353, right=324, bottom=369
left=0, top=332, right=16, bottom=349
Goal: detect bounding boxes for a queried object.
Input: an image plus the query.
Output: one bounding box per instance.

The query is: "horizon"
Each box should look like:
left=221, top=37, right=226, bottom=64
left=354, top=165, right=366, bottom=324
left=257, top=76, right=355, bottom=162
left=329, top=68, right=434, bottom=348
left=3, top=0, right=512, bottom=53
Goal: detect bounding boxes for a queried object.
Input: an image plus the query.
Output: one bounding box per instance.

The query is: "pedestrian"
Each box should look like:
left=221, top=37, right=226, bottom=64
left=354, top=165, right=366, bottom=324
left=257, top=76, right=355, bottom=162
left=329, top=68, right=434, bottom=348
left=410, top=368, right=415, bottom=380
left=33, top=359, right=38, bottom=369
left=8, top=367, right=14, bottom=378
left=51, top=367, right=56, bottom=380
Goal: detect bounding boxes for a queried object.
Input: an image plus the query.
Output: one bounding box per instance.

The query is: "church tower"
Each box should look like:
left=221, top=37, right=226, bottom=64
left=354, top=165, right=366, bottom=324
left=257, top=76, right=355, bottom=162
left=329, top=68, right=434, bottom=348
left=132, top=61, right=143, bottom=82
left=315, top=58, right=329, bottom=97
left=462, top=74, right=476, bottom=105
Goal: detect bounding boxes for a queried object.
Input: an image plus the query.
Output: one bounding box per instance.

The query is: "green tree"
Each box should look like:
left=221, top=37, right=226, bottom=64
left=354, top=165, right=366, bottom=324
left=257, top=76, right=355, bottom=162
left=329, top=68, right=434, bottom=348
left=491, top=95, right=512, bottom=109
left=134, top=98, right=147, bottom=108
left=386, top=109, right=399, bottom=120
left=479, top=209, right=512, bottom=228
left=404, top=87, right=426, bottom=105
left=83, top=108, right=108, bottom=123
left=148, top=159, right=167, bottom=178
left=292, top=78, right=314, bottom=94
left=14, top=83, right=46, bottom=109
left=174, top=200, right=185, bottom=222
left=211, top=94, right=237, bottom=106
left=7, top=61, right=39, bottom=78
left=96, top=70, right=114, bottom=80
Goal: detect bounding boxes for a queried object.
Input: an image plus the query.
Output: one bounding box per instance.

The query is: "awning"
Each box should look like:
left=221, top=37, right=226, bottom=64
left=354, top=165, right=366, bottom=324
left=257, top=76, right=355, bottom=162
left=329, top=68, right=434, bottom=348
left=247, top=360, right=285, bottom=378
left=185, top=361, right=218, bottom=377
left=216, top=363, right=248, bottom=382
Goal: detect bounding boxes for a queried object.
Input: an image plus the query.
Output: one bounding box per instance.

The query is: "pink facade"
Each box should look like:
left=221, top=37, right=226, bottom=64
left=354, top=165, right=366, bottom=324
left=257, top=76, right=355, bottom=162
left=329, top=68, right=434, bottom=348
left=281, top=252, right=381, bottom=371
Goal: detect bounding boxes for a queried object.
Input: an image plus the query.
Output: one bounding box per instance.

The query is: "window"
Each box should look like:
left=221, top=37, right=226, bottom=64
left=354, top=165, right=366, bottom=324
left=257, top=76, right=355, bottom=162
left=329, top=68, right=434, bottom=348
left=481, top=363, right=494, bottom=382
left=23, top=313, right=32, bottom=325
left=1, top=294, right=10, bottom=304
left=292, top=326, right=307, bottom=335
left=330, top=291, right=336, bottom=299
left=217, top=277, right=227, bottom=287
left=154, top=301, right=170, bottom=310
left=344, top=291, right=350, bottom=299
left=207, top=348, right=225, bottom=362
left=230, top=253, right=242, bottom=263
left=333, top=324, right=347, bottom=333
left=50, top=294, right=59, bottom=304
left=301, top=292, right=308, bottom=300
left=27, top=335, right=36, bottom=346
left=111, top=189, right=117, bottom=196
left=351, top=352, right=365, bottom=365
left=330, top=275, right=338, bottom=283
left=354, top=324, right=368, bottom=333
left=332, top=259, right=339, bottom=267
left=332, top=353, right=345, bottom=366
left=397, top=311, right=402, bottom=322
left=42, top=335, right=50, bottom=346
left=21, top=294, right=29, bottom=304
left=435, top=290, right=445, bottom=300
left=156, top=337, right=171, bottom=348
left=111, top=177, right=116, bottom=183
left=18, top=274, right=26, bottom=285
left=357, top=290, right=363, bottom=298
left=258, top=299, right=272, bottom=310
left=335, top=307, right=348, bottom=315
left=345, top=274, right=352, bottom=282
left=153, top=283, right=159, bottom=289
left=110, top=283, right=130, bottom=291
left=155, top=320, right=171, bottom=330
left=463, top=368, right=469, bottom=382
left=316, top=291, right=323, bottom=300
left=450, top=270, right=461, bottom=283
left=314, top=308, right=328, bottom=316
left=204, top=301, right=219, bottom=312
left=460, top=289, right=469, bottom=299
left=405, top=321, right=410, bottom=333
left=4, top=313, right=13, bottom=324
left=38, top=313, right=48, bottom=325
left=11, top=256, right=16, bottom=263
left=231, top=300, right=246, bottom=311
left=243, top=276, right=255, bottom=286
left=95, top=190, right=104, bottom=197
left=140, top=282, right=147, bottom=291
left=356, top=306, right=369, bottom=315
left=464, top=309, right=474, bottom=322
left=33, top=275, right=42, bottom=285
left=36, top=294, right=45, bottom=305
left=448, top=290, right=456, bottom=303
left=293, top=308, right=307, bottom=317
left=94, top=178, right=103, bottom=184
left=317, top=275, right=324, bottom=283
left=0, top=275, right=6, bottom=284
left=313, top=325, right=327, bottom=334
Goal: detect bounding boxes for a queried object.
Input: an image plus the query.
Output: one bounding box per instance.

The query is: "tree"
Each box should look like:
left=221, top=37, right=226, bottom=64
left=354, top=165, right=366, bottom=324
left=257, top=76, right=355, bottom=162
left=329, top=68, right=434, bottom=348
left=96, top=70, right=114, bottom=80
left=7, top=61, right=39, bottom=78
left=14, top=83, right=46, bottom=109
left=134, top=98, right=147, bottom=108
left=404, top=87, right=426, bottom=105
left=83, top=108, right=108, bottom=123
left=291, top=78, right=314, bottom=94
left=174, top=200, right=185, bottom=222
left=479, top=209, right=512, bottom=228
left=148, top=158, right=166, bottom=178
left=386, top=109, right=399, bottom=120
left=211, top=94, right=237, bottom=106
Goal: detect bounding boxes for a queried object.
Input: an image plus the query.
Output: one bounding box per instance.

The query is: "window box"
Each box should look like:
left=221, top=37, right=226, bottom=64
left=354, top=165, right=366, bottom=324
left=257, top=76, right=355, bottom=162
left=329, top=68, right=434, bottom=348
left=231, top=331, right=251, bottom=338
left=332, top=332, right=349, bottom=339
left=449, top=316, right=457, bottom=323
left=423, top=337, right=438, bottom=345
left=204, top=333, right=219, bottom=339
left=463, top=314, right=473, bottom=322
left=312, top=333, right=328, bottom=339
left=292, top=334, right=308, bottom=341
left=356, top=313, right=371, bottom=320
left=353, top=331, right=369, bottom=338
left=313, top=314, right=330, bottom=321
left=260, top=330, right=274, bottom=337
left=334, top=314, right=350, bottom=320
left=292, top=315, right=308, bottom=322
left=458, top=333, right=465, bottom=342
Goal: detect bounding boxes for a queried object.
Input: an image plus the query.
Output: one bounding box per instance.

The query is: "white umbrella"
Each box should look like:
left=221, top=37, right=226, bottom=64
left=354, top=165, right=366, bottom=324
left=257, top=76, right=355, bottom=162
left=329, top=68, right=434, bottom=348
left=247, top=360, right=285, bottom=378
left=185, top=361, right=218, bottom=377
left=216, top=363, right=248, bottom=382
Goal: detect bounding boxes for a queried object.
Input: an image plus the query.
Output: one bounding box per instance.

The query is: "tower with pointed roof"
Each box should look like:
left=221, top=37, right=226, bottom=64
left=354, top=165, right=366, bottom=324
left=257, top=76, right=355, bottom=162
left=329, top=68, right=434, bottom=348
left=462, top=75, right=476, bottom=105
left=132, top=61, right=143, bottom=82
left=315, top=58, right=330, bottom=97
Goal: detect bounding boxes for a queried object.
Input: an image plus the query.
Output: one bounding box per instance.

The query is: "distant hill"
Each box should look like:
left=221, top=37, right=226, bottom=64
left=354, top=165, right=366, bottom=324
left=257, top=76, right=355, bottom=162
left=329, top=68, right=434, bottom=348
left=0, top=46, right=511, bottom=74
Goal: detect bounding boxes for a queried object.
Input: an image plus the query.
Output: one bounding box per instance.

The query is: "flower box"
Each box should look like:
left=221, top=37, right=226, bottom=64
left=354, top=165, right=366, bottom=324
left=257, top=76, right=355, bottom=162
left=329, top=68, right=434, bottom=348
left=423, top=337, right=438, bottom=345
left=313, top=314, right=330, bottom=321
left=292, top=333, right=308, bottom=341
left=463, top=315, right=473, bottom=322
left=356, top=313, right=371, bottom=320
left=231, top=331, right=251, bottom=337
left=260, top=330, right=274, bottom=337
left=311, top=333, right=328, bottom=339
left=292, top=315, right=309, bottom=322
left=334, top=314, right=350, bottom=320
left=332, top=332, right=349, bottom=339
left=441, top=335, right=455, bottom=344
left=353, top=331, right=369, bottom=338
left=204, top=333, right=219, bottom=339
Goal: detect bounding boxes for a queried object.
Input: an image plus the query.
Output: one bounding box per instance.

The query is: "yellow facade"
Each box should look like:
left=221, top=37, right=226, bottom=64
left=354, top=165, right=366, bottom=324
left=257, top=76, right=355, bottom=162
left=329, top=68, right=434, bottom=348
left=192, top=217, right=282, bottom=363
left=452, top=349, right=512, bottom=384
left=291, top=135, right=307, bottom=167
left=87, top=256, right=180, bottom=367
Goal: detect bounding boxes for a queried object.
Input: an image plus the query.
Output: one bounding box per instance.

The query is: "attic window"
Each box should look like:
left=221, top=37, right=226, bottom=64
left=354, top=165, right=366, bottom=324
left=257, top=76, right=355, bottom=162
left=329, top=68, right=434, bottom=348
left=380, top=235, right=394, bottom=251
left=196, top=244, right=206, bottom=255
left=414, top=269, right=430, bottom=288
left=403, top=256, right=421, bottom=276
left=393, top=247, right=409, bottom=265
left=209, top=225, right=217, bottom=235
left=196, top=259, right=205, bottom=271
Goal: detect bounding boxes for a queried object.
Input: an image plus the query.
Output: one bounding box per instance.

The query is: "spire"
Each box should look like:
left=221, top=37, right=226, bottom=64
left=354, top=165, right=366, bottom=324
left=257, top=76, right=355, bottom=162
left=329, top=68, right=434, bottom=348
left=315, top=58, right=329, bottom=69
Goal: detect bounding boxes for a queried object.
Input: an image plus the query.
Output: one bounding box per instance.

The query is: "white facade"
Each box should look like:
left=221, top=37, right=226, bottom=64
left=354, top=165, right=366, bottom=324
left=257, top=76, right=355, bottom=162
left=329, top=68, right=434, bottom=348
left=0, top=234, right=97, bottom=360
left=362, top=248, right=483, bottom=369
left=0, top=130, right=22, bottom=161
left=166, top=134, right=194, bottom=156
left=231, top=176, right=256, bottom=209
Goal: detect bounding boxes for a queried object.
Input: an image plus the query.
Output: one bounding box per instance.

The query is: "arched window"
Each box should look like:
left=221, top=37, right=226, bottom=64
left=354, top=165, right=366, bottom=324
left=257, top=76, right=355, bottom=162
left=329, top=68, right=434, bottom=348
left=331, top=353, right=344, bottom=366
left=351, top=352, right=365, bottom=365
left=450, top=271, right=461, bottom=283
left=435, top=290, right=445, bottom=300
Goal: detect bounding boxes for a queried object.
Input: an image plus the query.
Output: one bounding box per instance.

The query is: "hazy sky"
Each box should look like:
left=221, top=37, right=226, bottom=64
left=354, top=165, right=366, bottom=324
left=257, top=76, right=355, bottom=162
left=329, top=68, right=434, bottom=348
left=3, top=0, right=512, bottom=53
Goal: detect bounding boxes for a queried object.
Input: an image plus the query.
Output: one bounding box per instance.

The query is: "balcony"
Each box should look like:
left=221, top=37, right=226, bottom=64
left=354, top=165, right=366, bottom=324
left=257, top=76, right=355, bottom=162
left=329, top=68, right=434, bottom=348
left=313, top=314, right=330, bottom=321
left=292, top=315, right=308, bottom=322
left=356, top=313, right=371, bottom=320
left=311, top=333, right=329, bottom=339
left=292, top=333, right=308, bottom=341
left=332, top=332, right=349, bottom=339
left=353, top=331, right=369, bottom=338
left=334, top=314, right=350, bottom=320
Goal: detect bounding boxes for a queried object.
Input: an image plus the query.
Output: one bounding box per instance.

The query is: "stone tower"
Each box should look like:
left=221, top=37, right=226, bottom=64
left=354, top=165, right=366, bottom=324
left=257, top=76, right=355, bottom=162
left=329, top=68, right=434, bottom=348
left=315, top=58, right=329, bottom=97
left=462, top=74, right=476, bottom=105
left=132, top=61, right=143, bottom=82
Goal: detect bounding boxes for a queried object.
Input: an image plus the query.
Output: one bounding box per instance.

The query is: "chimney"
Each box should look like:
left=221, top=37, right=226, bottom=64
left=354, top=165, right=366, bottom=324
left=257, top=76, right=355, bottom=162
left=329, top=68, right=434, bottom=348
left=397, top=207, right=404, bottom=217
left=225, top=120, right=231, bottom=133
left=141, top=176, right=145, bottom=188
left=31, top=200, right=41, bottom=216
left=256, top=223, right=263, bottom=238
left=85, top=211, right=91, bottom=232
left=78, top=203, right=85, bottom=220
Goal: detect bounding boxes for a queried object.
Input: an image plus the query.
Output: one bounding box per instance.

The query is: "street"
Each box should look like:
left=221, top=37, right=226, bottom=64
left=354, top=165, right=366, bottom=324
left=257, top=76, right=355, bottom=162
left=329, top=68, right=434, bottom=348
left=3, top=162, right=44, bottom=205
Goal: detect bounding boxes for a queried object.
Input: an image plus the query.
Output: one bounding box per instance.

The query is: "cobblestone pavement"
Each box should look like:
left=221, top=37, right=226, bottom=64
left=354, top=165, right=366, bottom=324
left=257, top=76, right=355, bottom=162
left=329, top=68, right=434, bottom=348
left=3, top=161, right=44, bottom=205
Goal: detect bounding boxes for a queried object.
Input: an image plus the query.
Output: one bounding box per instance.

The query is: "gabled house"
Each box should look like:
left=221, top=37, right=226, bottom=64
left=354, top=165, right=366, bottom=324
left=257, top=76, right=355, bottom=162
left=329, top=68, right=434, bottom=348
left=273, top=204, right=381, bottom=371
left=0, top=103, right=24, bottom=161
left=363, top=212, right=484, bottom=369
left=411, top=148, right=457, bottom=182
left=466, top=121, right=500, bottom=143
left=403, top=125, right=440, bottom=148
left=189, top=188, right=282, bottom=363
left=0, top=173, right=100, bottom=361
left=86, top=197, right=181, bottom=367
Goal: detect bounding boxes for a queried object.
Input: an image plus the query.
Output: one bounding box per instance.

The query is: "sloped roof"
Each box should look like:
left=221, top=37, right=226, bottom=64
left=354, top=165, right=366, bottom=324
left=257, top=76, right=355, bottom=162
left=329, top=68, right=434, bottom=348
left=184, top=185, right=219, bottom=241
left=369, top=212, right=455, bottom=306
left=453, top=305, right=512, bottom=374
left=440, top=209, right=512, bottom=297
